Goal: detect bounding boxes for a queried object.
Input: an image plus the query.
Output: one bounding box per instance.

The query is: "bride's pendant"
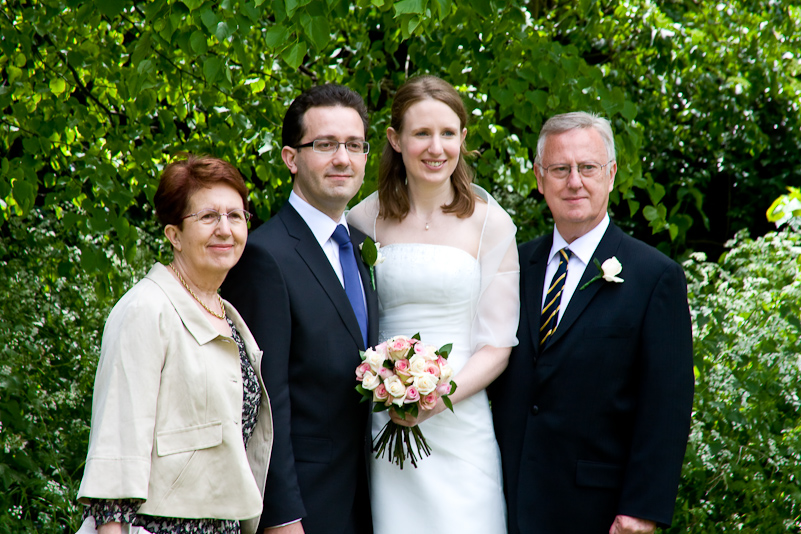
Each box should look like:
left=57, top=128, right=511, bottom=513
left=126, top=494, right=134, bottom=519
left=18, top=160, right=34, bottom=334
left=425, top=222, right=429, bottom=231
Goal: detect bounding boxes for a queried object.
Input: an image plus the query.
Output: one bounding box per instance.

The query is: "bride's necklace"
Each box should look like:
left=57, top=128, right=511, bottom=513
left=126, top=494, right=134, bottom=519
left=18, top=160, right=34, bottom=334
left=409, top=208, right=434, bottom=231
left=169, top=263, right=226, bottom=320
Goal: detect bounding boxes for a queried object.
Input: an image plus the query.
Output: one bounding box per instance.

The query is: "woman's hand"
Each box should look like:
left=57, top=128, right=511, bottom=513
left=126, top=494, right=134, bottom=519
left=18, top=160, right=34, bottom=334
left=389, top=399, right=445, bottom=427
left=97, top=522, right=123, bottom=534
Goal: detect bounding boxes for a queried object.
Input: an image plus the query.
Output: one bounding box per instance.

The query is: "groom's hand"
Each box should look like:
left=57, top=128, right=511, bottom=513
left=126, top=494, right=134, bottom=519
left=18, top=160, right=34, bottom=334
left=609, top=515, right=656, bottom=534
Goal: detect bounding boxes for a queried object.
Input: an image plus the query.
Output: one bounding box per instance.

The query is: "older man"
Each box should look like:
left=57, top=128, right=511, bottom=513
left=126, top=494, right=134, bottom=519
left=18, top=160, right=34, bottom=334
left=491, top=112, right=694, bottom=534
left=223, top=84, right=377, bottom=534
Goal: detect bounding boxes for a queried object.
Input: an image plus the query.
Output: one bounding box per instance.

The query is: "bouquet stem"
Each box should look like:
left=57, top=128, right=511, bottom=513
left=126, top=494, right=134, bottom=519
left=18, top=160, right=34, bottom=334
left=372, top=420, right=432, bottom=469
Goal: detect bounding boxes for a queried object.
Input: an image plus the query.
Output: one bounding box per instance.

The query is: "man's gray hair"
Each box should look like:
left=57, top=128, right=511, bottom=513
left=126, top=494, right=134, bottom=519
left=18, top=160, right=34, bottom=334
left=535, top=112, right=616, bottom=165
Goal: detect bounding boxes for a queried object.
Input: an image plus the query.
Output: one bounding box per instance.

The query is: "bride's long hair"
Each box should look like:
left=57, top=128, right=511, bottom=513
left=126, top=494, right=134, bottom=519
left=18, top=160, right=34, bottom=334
left=378, top=75, right=477, bottom=222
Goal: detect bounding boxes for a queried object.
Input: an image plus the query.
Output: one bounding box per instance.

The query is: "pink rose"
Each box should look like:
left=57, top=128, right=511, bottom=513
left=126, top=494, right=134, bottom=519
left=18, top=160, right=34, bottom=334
left=404, top=386, right=420, bottom=404
left=378, top=367, right=394, bottom=380
left=436, top=382, right=453, bottom=396
left=395, top=359, right=413, bottom=383
left=387, top=336, right=413, bottom=361
left=355, top=362, right=371, bottom=381
left=419, top=393, right=438, bottom=410
left=425, top=363, right=441, bottom=377
left=373, top=383, right=389, bottom=403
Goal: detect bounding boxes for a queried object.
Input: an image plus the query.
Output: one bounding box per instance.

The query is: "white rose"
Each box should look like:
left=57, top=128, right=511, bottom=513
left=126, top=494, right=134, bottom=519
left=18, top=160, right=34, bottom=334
left=409, top=355, right=430, bottom=377
left=384, top=375, right=407, bottom=401
left=439, top=363, right=454, bottom=384
left=364, top=348, right=387, bottom=374
left=600, top=257, right=624, bottom=283
left=414, top=373, right=439, bottom=395
left=361, top=371, right=380, bottom=391
left=374, top=242, right=386, bottom=265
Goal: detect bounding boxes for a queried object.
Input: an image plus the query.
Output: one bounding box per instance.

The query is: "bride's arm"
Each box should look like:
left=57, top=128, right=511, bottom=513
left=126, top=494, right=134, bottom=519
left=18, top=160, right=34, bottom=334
left=390, top=345, right=511, bottom=425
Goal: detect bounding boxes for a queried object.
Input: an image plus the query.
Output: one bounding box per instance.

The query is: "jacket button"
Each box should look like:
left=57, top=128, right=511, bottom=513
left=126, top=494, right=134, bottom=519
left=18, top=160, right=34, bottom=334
left=530, top=405, right=539, bottom=415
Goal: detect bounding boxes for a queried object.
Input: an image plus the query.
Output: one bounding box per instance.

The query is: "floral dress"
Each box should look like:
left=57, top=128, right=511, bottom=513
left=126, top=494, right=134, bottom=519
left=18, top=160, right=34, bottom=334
left=84, top=319, right=261, bottom=534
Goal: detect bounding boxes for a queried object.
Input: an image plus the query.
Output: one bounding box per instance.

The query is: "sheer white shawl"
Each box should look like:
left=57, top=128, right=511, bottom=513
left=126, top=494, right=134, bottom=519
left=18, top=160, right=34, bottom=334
left=347, top=184, right=520, bottom=353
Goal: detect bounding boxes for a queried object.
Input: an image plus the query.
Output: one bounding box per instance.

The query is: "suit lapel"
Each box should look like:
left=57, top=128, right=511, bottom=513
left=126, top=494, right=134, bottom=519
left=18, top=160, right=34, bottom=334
left=545, top=223, right=625, bottom=348
left=279, top=204, right=366, bottom=350
left=523, top=236, right=553, bottom=360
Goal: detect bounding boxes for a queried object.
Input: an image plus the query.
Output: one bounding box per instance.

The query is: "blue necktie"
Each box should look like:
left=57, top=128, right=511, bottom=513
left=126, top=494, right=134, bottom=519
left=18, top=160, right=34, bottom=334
left=540, top=247, right=572, bottom=347
left=331, top=225, right=368, bottom=348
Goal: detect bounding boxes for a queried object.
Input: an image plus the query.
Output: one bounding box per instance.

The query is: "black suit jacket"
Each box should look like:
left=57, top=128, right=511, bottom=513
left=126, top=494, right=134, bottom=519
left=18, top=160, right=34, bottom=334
left=222, top=202, right=377, bottom=534
left=491, top=222, right=694, bottom=534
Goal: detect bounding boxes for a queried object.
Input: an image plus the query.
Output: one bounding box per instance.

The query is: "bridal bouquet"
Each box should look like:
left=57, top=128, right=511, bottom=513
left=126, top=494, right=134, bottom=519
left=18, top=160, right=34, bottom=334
left=355, top=333, right=457, bottom=469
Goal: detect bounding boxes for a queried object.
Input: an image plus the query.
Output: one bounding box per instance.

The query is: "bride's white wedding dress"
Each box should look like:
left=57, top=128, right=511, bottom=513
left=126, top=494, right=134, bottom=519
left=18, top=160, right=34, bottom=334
left=348, top=186, right=519, bottom=534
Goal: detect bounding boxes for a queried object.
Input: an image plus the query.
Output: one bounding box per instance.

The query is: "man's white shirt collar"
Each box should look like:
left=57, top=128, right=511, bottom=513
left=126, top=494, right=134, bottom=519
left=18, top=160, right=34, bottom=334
left=549, top=214, right=610, bottom=267
left=289, top=190, right=349, bottom=244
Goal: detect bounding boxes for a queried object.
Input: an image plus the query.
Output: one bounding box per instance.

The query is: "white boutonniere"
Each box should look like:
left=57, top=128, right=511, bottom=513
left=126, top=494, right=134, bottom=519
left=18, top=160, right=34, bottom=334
left=359, top=236, right=385, bottom=290
left=579, top=256, right=624, bottom=290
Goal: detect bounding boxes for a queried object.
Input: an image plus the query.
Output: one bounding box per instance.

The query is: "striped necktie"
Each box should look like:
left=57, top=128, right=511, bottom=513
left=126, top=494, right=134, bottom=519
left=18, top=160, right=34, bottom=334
left=540, top=247, right=572, bottom=347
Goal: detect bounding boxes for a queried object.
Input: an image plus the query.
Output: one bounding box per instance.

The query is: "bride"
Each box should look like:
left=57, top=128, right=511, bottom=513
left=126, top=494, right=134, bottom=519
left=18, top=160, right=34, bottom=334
left=348, top=75, right=520, bottom=533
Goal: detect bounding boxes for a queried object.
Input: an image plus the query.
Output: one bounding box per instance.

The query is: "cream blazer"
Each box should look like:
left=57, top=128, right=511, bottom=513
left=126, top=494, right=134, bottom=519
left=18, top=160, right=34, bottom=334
left=78, top=263, right=273, bottom=534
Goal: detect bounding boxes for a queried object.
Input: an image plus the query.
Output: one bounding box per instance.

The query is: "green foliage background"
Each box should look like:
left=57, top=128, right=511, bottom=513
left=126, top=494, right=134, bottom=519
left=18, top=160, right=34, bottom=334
left=1, top=0, right=800, bottom=532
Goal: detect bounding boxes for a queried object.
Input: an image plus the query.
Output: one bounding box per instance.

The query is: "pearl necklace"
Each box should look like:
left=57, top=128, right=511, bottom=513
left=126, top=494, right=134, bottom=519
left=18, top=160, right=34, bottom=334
left=409, top=209, right=432, bottom=231
left=169, top=263, right=226, bottom=320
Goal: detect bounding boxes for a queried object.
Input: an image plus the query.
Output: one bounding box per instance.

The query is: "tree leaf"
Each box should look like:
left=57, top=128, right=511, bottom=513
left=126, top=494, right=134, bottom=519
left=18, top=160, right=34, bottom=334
left=49, top=78, right=67, bottom=95
left=302, top=14, right=330, bottom=51
left=95, top=0, right=126, bottom=19
left=200, top=8, right=218, bottom=32
left=203, top=56, right=224, bottom=84
left=265, top=24, right=290, bottom=49
left=190, top=30, right=209, bottom=54
left=281, top=41, right=307, bottom=69
left=394, top=0, right=425, bottom=16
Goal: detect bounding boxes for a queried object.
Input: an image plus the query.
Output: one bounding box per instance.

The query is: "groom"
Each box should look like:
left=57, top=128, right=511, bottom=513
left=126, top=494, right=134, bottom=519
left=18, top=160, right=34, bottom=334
left=491, top=112, right=694, bottom=534
left=222, top=84, right=378, bottom=534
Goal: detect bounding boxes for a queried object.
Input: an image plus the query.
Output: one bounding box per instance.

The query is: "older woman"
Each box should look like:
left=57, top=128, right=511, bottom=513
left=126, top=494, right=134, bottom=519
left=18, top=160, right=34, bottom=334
left=348, top=75, right=520, bottom=533
left=77, top=155, right=273, bottom=534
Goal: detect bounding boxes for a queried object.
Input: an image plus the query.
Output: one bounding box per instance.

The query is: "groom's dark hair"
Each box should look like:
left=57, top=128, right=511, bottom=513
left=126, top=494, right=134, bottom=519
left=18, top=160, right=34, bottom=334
left=282, top=84, right=370, bottom=149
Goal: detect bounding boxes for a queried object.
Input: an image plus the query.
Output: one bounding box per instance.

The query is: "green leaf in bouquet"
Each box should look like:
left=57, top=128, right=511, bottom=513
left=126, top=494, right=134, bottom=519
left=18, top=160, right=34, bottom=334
left=437, top=343, right=453, bottom=358
left=412, top=332, right=421, bottom=341
left=373, top=403, right=391, bottom=413
left=383, top=359, right=394, bottom=370
left=448, top=381, right=457, bottom=395
left=443, top=395, right=454, bottom=413
left=354, top=384, right=370, bottom=401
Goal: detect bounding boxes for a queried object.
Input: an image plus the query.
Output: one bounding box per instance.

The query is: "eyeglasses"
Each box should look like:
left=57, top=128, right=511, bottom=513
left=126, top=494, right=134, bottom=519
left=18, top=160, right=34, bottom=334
left=539, top=160, right=614, bottom=180
left=293, top=139, right=370, bottom=155
left=182, top=208, right=251, bottom=225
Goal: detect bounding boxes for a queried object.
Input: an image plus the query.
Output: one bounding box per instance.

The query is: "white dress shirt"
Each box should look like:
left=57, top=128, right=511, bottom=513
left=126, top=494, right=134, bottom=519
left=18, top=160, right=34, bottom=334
left=541, top=214, right=610, bottom=327
left=288, top=190, right=366, bottom=301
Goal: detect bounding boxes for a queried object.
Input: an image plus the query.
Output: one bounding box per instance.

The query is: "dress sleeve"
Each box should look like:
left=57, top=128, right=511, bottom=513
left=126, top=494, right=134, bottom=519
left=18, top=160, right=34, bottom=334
left=346, top=192, right=380, bottom=240
left=471, top=186, right=520, bottom=352
left=84, top=499, right=142, bottom=527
